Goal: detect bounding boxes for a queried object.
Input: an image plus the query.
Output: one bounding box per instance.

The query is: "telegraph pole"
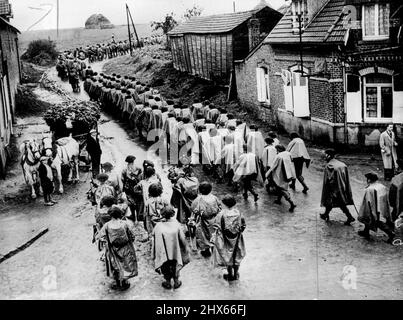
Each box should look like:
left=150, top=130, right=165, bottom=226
left=126, top=4, right=133, bottom=54
left=127, top=4, right=141, bottom=48
left=57, top=0, right=59, bottom=38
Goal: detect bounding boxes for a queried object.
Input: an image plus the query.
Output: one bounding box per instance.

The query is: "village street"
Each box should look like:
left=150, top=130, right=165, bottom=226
left=0, top=58, right=402, bottom=300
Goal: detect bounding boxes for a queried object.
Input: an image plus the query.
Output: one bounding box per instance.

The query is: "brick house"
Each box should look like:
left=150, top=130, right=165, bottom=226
left=168, top=2, right=283, bottom=84
left=0, top=0, right=21, bottom=178
left=235, top=0, right=403, bottom=146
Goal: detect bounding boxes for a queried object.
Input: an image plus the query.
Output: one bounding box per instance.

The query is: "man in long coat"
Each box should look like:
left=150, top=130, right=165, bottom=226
left=170, top=166, right=199, bottom=224
left=358, top=173, right=395, bottom=244
left=192, top=102, right=204, bottom=121
left=320, top=149, right=355, bottom=225
left=246, top=125, right=265, bottom=160
left=198, top=125, right=211, bottom=168
left=287, top=132, right=310, bottom=193
left=380, top=124, right=398, bottom=181
left=233, top=145, right=263, bottom=202
left=221, top=135, right=238, bottom=185
left=261, top=137, right=277, bottom=175
left=207, top=104, right=220, bottom=124
left=136, top=102, right=152, bottom=140
left=148, top=105, right=164, bottom=142
left=87, top=129, right=102, bottom=178
left=267, top=145, right=297, bottom=212
left=152, top=206, right=190, bottom=290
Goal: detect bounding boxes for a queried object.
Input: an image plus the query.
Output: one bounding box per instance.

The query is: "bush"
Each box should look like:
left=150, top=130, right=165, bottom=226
left=22, top=39, right=59, bottom=66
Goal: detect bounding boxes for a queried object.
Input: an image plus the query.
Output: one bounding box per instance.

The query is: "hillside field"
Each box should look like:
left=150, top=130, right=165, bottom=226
left=19, top=24, right=158, bottom=53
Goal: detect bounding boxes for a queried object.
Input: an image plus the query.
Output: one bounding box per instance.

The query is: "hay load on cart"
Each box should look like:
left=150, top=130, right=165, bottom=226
left=43, top=101, right=101, bottom=171
left=44, top=100, right=101, bottom=140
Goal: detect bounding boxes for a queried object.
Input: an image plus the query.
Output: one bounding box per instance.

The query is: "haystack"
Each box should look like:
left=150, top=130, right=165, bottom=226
left=85, top=14, right=114, bottom=29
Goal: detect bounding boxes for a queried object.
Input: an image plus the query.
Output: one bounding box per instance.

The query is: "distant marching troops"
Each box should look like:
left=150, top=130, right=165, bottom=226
left=55, top=34, right=165, bottom=91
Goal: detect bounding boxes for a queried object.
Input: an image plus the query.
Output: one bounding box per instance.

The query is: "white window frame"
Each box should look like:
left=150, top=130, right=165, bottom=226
left=363, top=73, right=393, bottom=123
left=362, top=4, right=390, bottom=41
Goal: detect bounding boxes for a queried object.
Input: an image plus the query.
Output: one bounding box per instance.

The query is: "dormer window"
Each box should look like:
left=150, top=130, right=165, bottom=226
left=362, top=3, right=390, bottom=41
left=291, top=0, right=308, bottom=33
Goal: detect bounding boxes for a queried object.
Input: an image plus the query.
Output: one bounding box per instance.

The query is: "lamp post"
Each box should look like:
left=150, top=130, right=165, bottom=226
left=295, top=1, right=305, bottom=76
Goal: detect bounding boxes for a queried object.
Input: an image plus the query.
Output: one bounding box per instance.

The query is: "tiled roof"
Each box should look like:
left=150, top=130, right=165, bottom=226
left=168, top=8, right=265, bottom=35
left=265, top=0, right=347, bottom=44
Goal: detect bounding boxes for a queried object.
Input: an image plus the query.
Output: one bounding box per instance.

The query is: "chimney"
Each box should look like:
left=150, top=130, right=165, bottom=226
left=248, top=14, right=261, bottom=51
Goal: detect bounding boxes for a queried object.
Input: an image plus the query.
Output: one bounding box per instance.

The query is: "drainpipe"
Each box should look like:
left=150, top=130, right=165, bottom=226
left=342, top=62, right=348, bottom=145
left=332, top=78, right=337, bottom=146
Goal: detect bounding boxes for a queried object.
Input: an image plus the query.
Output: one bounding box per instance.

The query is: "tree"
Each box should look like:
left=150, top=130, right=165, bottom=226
left=183, top=5, right=203, bottom=21
left=151, top=13, right=178, bottom=48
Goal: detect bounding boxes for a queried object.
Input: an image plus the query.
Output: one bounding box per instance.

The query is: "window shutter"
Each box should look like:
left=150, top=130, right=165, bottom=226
left=393, top=74, right=403, bottom=123
left=256, top=68, right=264, bottom=102
left=265, top=74, right=270, bottom=104
left=346, top=75, right=362, bottom=122
left=282, top=70, right=293, bottom=112
left=293, top=72, right=310, bottom=118
left=347, top=75, right=360, bottom=92
left=394, top=74, right=403, bottom=92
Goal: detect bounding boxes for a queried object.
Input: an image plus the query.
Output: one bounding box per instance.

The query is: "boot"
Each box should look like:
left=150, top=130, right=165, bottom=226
left=385, top=230, right=395, bottom=245
left=289, top=179, right=296, bottom=190
left=233, top=266, right=240, bottom=280
left=120, top=280, right=130, bottom=291
left=299, top=177, right=309, bottom=194
left=223, top=266, right=234, bottom=281
left=162, top=275, right=172, bottom=289
left=173, top=277, right=182, bottom=289
left=289, top=202, right=296, bottom=213
left=343, top=211, right=355, bottom=226
left=358, top=227, right=370, bottom=240
left=274, top=196, right=282, bottom=205
left=201, top=248, right=211, bottom=257
left=284, top=194, right=296, bottom=212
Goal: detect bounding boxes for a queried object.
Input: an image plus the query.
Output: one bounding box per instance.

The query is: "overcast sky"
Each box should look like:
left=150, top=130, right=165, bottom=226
left=10, top=0, right=286, bottom=31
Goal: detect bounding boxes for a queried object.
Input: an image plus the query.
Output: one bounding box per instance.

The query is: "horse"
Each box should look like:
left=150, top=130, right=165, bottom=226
left=20, top=139, right=42, bottom=199
left=41, top=134, right=80, bottom=193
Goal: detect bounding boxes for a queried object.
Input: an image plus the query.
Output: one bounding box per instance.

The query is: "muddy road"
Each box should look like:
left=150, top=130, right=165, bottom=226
left=0, top=60, right=402, bottom=300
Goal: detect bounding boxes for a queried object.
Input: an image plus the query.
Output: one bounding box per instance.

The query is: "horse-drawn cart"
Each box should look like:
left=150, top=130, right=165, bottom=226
left=42, top=100, right=101, bottom=186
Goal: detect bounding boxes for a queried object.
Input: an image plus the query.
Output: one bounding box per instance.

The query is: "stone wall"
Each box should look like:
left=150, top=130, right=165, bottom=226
left=235, top=44, right=277, bottom=124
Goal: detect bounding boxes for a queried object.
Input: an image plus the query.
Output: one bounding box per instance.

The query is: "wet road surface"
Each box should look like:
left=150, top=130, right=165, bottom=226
left=0, top=61, right=402, bottom=300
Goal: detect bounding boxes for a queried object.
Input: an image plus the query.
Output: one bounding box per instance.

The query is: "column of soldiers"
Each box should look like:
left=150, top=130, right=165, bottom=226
left=84, top=72, right=403, bottom=247
left=55, top=35, right=167, bottom=90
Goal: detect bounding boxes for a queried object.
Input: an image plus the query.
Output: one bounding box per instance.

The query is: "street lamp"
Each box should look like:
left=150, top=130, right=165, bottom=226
left=294, top=1, right=306, bottom=76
